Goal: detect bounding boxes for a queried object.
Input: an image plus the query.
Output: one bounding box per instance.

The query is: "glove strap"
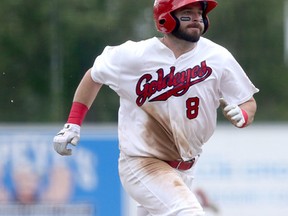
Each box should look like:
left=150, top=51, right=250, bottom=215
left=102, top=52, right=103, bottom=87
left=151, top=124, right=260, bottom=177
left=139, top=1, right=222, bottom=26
left=67, top=102, right=88, bottom=126
left=240, top=109, right=248, bottom=128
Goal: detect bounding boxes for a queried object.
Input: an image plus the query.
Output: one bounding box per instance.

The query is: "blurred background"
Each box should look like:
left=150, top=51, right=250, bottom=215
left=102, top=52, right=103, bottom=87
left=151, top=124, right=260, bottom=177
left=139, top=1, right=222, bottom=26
left=1, top=0, right=288, bottom=123
left=0, top=0, right=287, bottom=215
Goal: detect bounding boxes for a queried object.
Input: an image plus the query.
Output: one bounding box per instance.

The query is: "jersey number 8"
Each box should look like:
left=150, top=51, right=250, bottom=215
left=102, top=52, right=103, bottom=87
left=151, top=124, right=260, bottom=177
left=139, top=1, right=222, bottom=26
left=186, top=97, right=200, bottom=120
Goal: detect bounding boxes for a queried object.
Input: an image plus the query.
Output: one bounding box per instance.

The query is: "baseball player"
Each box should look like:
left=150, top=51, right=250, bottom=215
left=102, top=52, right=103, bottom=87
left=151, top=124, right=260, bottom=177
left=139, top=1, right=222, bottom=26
left=53, top=0, right=259, bottom=215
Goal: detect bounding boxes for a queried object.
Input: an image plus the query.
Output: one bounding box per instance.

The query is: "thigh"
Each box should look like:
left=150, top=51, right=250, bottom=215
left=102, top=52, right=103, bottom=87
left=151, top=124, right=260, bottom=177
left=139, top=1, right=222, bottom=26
left=119, top=153, right=204, bottom=216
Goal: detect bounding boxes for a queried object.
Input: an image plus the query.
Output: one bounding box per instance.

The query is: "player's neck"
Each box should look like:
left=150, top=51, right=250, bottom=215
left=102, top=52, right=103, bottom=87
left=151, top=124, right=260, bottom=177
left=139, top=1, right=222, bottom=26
left=160, top=35, right=197, bottom=59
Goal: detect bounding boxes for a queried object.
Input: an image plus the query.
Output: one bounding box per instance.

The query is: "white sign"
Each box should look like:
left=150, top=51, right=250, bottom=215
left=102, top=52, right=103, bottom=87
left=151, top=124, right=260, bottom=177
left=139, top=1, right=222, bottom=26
left=194, top=123, right=288, bottom=216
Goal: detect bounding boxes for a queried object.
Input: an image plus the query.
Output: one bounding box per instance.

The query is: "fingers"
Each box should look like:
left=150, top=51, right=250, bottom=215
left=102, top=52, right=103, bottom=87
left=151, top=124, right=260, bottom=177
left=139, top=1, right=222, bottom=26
left=236, top=119, right=245, bottom=128
left=53, top=142, right=72, bottom=156
left=224, top=105, right=240, bottom=118
left=71, top=135, right=80, bottom=146
left=220, top=98, right=245, bottom=128
left=53, top=132, right=79, bottom=156
left=53, top=123, right=81, bottom=156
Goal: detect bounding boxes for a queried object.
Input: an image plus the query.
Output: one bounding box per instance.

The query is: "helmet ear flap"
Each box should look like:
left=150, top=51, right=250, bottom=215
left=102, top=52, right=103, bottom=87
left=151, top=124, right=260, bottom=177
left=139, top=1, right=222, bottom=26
left=201, top=2, right=210, bottom=34
left=171, top=14, right=180, bottom=33
left=202, top=16, right=210, bottom=34
left=156, top=13, right=178, bottom=33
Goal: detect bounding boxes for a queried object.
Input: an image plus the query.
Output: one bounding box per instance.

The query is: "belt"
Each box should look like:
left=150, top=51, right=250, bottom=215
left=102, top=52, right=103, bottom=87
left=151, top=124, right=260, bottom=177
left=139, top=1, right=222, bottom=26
left=165, top=158, right=196, bottom=170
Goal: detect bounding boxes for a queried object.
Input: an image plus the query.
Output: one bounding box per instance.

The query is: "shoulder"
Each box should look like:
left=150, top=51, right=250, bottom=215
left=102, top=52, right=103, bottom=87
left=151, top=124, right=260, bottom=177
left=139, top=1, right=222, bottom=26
left=107, top=37, right=158, bottom=53
left=199, top=37, right=232, bottom=56
left=100, top=37, right=158, bottom=61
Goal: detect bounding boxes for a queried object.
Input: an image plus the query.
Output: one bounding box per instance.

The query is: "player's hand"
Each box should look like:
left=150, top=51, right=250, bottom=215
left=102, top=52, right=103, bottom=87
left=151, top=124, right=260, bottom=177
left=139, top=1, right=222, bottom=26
left=53, top=123, right=81, bottom=156
left=219, top=98, right=247, bottom=128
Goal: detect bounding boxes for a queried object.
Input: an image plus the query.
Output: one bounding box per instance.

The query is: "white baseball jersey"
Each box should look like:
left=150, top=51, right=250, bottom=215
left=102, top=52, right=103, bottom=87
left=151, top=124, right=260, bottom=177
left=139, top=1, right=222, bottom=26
left=91, top=37, right=259, bottom=161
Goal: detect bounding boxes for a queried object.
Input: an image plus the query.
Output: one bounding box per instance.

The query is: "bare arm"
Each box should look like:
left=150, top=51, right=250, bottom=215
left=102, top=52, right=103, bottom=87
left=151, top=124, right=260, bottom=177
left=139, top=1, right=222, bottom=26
left=239, top=96, right=257, bottom=126
left=72, top=68, right=102, bottom=108
left=53, top=68, right=103, bottom=156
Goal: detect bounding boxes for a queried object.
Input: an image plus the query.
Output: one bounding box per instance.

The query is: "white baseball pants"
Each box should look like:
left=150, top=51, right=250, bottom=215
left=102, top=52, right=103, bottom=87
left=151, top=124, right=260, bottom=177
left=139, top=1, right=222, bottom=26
left=119, top=152, right=204, bottom=216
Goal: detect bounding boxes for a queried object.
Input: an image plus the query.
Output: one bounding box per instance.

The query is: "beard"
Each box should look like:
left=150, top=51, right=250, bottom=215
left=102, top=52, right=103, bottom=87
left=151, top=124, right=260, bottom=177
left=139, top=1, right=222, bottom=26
left=172, top=25, right=203, bottom=42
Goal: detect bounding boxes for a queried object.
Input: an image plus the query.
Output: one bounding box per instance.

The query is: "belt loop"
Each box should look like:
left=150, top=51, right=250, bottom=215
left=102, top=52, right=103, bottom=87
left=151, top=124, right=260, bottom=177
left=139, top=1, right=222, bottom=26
left=176, top=161, right=183, bottom=169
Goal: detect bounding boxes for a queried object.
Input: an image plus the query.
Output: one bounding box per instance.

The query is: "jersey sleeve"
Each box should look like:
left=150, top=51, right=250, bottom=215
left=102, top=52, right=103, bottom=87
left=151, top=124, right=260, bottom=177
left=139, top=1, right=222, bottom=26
left=219, top=52, right=259, bottom=105
left=90, top=45, right=121, bottom=92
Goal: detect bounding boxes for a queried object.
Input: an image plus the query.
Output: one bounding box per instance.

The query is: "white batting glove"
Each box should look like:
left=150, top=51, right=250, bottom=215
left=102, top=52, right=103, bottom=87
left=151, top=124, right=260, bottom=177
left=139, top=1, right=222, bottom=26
left=53, top=123, right=81, bottom=156
left=219, top=98, right=247, bottom=128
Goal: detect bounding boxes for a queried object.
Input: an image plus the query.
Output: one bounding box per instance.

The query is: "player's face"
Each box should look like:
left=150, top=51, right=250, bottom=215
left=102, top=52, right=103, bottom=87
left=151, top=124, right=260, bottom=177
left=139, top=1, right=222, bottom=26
left=172, top=3, right=204, bottom=42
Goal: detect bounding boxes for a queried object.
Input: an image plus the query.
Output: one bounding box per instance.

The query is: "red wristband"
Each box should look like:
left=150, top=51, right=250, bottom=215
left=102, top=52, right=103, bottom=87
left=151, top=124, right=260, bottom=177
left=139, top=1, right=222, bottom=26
left=240, top=109, right=248, bottom=128
left=67, top=102, right=89, bottom=126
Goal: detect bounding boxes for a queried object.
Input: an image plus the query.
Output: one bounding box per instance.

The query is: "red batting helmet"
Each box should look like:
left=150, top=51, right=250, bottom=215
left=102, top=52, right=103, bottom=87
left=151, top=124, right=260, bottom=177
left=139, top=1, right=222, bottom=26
left=153, top=0, right=218, bottom=34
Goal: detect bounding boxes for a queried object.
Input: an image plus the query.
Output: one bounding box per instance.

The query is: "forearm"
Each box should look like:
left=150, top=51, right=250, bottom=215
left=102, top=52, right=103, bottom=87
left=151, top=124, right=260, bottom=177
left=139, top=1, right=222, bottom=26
left=54, top=69, right=102, bottom=156
left=73, top=68, right=102, bottom=108
left=67, top=69, right=102, bottom=125
left=239, top=97, right=257, bottom=126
